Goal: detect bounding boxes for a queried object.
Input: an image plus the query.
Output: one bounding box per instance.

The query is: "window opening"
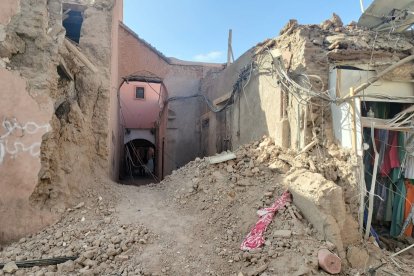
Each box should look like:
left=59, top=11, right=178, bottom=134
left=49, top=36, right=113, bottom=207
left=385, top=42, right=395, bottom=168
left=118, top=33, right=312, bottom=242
left=135, top=87, right=145, bottom=99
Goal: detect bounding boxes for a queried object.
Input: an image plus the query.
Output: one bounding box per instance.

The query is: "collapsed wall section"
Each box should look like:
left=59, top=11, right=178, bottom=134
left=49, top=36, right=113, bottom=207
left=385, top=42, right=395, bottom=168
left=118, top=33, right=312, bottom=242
left=198, top=14, right=414, bottom=262
left=0, top=0, right=118, bottom=244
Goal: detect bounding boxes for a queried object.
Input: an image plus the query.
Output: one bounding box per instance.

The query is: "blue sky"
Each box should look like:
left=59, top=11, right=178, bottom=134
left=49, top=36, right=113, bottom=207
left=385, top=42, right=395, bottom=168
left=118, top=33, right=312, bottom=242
left=124, top=0, right=374, bottom=63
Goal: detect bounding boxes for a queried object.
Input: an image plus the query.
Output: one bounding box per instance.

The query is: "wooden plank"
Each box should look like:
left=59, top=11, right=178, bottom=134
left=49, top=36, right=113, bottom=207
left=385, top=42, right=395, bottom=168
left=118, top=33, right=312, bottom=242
left=213, top=92, right=232, bottom=105
left=361, top=117, right=413, bottom=131
left=64, top=38, right=98, bottom=73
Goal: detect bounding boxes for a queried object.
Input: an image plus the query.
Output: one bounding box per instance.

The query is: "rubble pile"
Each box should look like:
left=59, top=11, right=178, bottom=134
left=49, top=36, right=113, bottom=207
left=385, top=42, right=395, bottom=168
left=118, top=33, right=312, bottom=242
left=0, top=189, right=155, bottom=276
left=2, top=137, right=414, bottom=275
left=159, top=136, right=357, bottom=275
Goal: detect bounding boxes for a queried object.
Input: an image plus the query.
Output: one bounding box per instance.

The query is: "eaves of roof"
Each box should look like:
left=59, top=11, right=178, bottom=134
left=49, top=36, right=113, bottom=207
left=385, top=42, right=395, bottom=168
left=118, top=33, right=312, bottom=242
left=119, top=21, right=171, bottom=64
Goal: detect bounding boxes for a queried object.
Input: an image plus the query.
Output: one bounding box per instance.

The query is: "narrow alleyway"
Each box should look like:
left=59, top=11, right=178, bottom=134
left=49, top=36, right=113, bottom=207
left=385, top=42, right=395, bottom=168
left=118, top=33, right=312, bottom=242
left=2, top=137, right=413, bottom=275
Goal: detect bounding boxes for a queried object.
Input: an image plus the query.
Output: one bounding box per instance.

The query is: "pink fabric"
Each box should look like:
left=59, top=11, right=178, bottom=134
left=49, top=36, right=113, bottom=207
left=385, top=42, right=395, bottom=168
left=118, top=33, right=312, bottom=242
left=380, top=131, right=400, bottom=177
left=389, top=131, right=400, bottom=169
left=380, top=132, right=391, bottom=177
left=240, top=191, right=291, bottom=251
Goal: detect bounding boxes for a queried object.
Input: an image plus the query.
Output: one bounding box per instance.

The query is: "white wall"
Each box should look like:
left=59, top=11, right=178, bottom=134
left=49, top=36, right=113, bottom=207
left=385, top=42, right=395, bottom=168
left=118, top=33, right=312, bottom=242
left=329, top=66, right=414, bottom=156
left=124, top=129, right=155, bottom=145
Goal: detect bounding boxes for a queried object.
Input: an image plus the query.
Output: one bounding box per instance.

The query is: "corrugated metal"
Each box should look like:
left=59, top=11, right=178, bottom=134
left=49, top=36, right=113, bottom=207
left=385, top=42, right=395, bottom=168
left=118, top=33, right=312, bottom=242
left=358, top=0, right=414, bottom=32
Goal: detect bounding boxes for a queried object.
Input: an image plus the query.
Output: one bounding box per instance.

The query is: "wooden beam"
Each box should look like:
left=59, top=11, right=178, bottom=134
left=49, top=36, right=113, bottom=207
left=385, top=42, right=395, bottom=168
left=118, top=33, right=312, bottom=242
left=64, top=38, right=98, bottom=73
left=361, top=117, right=413, bottom=131
left=213, top=92, right=232, bottom=105
left=200, top=112, right=211, bottom=120
left=58, top=58, right=74, bottom=80
left=365, top=124, right=379, bottom=240
left=227, top=29, right=233, bottom=66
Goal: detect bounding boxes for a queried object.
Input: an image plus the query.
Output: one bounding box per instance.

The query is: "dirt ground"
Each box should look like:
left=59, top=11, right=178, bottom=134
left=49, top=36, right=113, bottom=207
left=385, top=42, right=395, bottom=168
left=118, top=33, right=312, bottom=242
left=1, top=137, right=414, bottom=275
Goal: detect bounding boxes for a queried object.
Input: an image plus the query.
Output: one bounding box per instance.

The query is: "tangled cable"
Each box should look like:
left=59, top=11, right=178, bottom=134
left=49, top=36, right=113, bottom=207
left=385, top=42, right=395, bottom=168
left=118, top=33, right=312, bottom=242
left=166, top=63, right=255, bottom=113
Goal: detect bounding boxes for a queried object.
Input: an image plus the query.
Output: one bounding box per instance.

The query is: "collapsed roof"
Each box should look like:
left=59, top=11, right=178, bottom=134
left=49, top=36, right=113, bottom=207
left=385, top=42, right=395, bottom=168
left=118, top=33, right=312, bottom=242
left=358, top=0, right=414, bottom=32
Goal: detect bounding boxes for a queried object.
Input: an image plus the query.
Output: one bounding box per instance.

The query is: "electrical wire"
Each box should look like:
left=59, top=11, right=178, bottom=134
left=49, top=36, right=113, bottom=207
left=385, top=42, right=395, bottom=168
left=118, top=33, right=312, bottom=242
left=166, top=63, right=255, bottom=113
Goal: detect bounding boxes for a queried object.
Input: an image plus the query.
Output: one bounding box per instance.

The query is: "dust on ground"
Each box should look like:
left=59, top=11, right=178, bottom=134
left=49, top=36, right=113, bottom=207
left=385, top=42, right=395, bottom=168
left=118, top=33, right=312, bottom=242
left=1, top=137, right=413, bottom=275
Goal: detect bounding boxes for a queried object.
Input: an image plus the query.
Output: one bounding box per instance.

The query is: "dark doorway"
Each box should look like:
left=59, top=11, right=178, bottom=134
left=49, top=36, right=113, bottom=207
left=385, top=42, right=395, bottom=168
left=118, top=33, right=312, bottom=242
left=122, top=139, right=157, bottom=185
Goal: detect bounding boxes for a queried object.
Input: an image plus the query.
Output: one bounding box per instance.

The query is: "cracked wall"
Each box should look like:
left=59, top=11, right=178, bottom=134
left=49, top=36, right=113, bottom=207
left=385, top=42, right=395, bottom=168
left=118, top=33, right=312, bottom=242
left=0, top=0, right=120, bottom=244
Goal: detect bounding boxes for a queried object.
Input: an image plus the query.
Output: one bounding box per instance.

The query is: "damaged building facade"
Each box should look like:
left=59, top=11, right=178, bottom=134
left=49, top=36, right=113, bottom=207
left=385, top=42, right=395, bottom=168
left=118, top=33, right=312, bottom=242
left=0, top=0, right=123, bottom=243
left=198, top=1, right=414, bottom=265
left=0, top=0, right=223, bottom=243
left=2, top=0, right=414, bottom=272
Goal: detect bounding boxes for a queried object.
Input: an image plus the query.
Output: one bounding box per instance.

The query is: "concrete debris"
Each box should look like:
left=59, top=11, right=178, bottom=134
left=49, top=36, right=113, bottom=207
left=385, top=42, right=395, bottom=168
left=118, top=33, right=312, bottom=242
left=286, top=170, right=360, bottom=259
left=2, top=2, right=414, bottom=274
left=347, top=246, right=369, bottom=269
left=208, top=151, right=237, bottom=164
left=2, top=261, right=18, bottom=273
left=318, top=248, right=341, bottom=274
left=0, top=188, right=154, bottom=275
left=73, top=202, right=85, bottom=209
left=272, top=230, right=292, bottom=238
left=1, top=136, right=413, bottom=274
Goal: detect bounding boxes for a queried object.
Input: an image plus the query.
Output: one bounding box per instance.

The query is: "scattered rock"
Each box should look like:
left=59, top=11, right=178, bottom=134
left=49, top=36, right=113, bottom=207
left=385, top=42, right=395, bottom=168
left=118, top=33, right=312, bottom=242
left=57, top=260, right=75, bottom=273
left=74, top=202, right=85, bottom=209
left=272, top=230, right=292, bottom=238
left=347, top=246, right=369, bottom=269
left=2, top=261, right=18, bottom=273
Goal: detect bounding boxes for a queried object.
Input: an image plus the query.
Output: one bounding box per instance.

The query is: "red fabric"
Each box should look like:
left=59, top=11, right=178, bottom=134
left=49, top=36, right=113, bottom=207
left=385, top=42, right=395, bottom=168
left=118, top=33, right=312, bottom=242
left=380, top=131, right=400, bottom=177
left=380, top=132, right=391, bottom=177
left=389, top=131, right=400, bottom=169
left=240, top=191, right=291, bottom=251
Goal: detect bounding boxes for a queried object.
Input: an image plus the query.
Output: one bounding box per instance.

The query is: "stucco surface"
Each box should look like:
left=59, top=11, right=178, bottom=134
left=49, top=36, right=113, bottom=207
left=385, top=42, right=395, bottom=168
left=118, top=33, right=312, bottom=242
left=0, top=68, right=55, bottom=243
left=108, top=0, right=123, bottom=181
left=200, top=50, right=283, bottom=155
left=120, top=81, right=161, bottom=129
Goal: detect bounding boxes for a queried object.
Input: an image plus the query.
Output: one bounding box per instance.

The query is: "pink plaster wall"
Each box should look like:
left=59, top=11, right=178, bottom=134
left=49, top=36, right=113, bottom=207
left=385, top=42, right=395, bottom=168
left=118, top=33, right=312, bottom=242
left=108, top=0, right=123, bottom=180
left=0, top=0, right=20, bottom=25
left=120, top=81, right=162, bottom=129
left=0, top=68, right=55, bottom=243
left=118, top=23, right=223, bottom=177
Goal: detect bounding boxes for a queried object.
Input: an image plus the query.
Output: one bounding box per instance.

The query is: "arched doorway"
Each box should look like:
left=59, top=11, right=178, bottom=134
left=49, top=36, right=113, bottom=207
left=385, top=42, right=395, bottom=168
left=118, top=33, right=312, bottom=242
left=122, top=138, right=156, bottom=184
left=117, top=72, right=169, bottom=184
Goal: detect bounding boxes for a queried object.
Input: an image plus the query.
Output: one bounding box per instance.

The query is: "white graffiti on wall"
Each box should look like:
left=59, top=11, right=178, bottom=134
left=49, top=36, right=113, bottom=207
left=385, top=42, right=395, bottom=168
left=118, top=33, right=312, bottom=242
left=0, top=118, right=51, bottom=164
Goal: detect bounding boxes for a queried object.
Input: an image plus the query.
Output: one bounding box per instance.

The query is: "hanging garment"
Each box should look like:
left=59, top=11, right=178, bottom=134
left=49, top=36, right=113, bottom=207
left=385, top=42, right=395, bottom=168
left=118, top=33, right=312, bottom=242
left=385, top=181, right=395, bottom=222
left=404, top=133, right=414, bottom=179
left=405, top=158, right=414, bottom=181
left=401, top=205, right=414, bottom=236
left=381, top=131, right=400, bottom=177
left=378, top=130, right=389, bottom=175
left=403, top=180, right=414, bottom=236
left=398, top=132, right=407, bottom=176
left=373, top=179, right=382, bottom=219
left=376, top=179, right=388, bottom=221
left=390, top=178, right=406, bottom=237
left=389, top=131, right=400, bottom=169
left=380, top=131, right=392, bottom=177
left=240, top=191, right=291, bottom=251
